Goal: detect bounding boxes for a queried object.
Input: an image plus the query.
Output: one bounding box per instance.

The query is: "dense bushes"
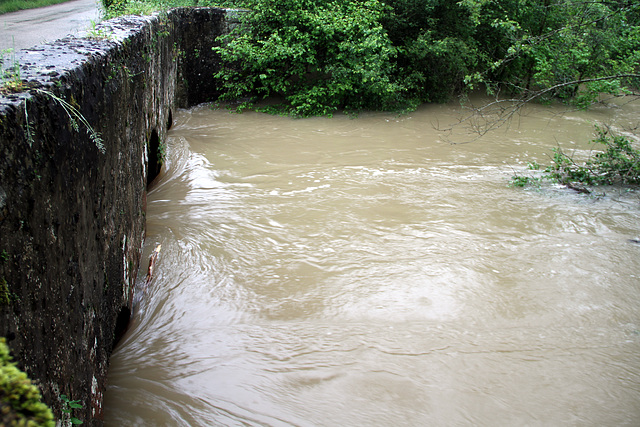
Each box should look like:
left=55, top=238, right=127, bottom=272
left=212, top=0, right=491, bottom=115
left=215, top=0, right=408, bottom=116
left=214, top=0, right=485, bottom=115
left=102, top=0, right=639, bottom=116
left=546, top=127, right=640, bottom=186
left=209, top=0, right=640, bottom=116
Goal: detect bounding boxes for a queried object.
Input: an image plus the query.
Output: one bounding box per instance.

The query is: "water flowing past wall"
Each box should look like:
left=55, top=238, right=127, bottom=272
left=106, top=102, right=640, bottom=425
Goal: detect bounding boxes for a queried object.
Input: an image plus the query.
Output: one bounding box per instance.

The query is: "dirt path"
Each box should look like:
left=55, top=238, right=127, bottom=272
left=0, top=0, right=102, bottom=51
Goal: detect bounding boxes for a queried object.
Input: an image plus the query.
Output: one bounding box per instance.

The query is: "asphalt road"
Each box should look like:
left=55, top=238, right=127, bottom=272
left=0, top=0, right=102, bottom=52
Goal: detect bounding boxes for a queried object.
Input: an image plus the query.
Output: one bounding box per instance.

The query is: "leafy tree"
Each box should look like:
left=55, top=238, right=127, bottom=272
left=103, top=0, right=639, bottom=115
left=214, top=0, right=410, bottom=116
left=213, top=0, right=639, bottom=116
left=435, top=0, right=640, bottom=139
left=384, top=0, right=481, bottom=102
left=467, top=0, right=640, bottom=100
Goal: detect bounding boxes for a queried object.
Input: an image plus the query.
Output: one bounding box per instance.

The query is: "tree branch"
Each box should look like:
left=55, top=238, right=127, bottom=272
left=439, top=74, right=640, bottom=143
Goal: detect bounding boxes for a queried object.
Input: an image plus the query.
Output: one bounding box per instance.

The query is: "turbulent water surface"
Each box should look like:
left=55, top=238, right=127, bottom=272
left=104, top=98, right=640, bottom=426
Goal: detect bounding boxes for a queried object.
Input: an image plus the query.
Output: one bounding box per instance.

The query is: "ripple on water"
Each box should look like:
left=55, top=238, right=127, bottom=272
left=105, top=102, right=640, bottom=426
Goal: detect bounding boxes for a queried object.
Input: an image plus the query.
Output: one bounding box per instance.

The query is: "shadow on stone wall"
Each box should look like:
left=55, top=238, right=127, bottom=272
left=0, top=8, right=236, bottom=424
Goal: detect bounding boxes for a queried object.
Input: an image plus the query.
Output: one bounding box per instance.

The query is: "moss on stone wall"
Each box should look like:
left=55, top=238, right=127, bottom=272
left=0, top=278, right=11, bottom=306
left=0, top=338, right=54, bottom=426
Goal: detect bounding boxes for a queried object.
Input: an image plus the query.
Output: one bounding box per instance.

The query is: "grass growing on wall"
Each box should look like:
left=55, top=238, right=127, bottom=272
left=0, top=0, right=74, bottom=15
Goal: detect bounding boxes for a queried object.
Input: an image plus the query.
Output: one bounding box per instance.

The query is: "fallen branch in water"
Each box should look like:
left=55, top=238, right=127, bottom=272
left=144, top=244, right=162, bottom=287
left=565, top=182, right=591, bottom=194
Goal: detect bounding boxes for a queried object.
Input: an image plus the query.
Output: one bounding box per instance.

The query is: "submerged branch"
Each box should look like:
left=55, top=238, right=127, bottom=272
left=440, top=75, right=640, bottom=143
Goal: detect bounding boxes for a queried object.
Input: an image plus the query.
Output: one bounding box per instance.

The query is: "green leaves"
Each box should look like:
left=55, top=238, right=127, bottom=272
left=61, top=394, right=84, bottom=425
left=402, top=31, right=479, bottom=102
left=511, top=125, right=640, bottom=189
left=215, top=0, right=408, bottom=116
left=589, top=125, right=640, bottom=184
left=214, top=0, right=639, bottom=116
left=496, top=0, right=638, bottom=101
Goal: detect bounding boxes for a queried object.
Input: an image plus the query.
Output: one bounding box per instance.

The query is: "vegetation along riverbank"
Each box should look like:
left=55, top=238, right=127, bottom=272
left=106, top=0, right=639, bottom=116
left=103, top=0, right=640, bottom=185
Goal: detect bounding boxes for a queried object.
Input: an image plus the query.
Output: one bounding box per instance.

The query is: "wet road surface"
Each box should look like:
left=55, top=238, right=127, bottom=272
left=0, top=0, right=102, bottom=51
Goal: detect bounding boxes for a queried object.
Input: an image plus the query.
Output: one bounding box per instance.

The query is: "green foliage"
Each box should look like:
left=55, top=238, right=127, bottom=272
left=0, top=338, right=55, bottom=427
left=85, top=20, right=115, bottom=41
left=0, top=278, right=13, bottom=305
left=473, top=0, right=640, bottom=101
left=546, top=126, right=640, bottom=185
left=103, top=0, right=240, bottom=18
left=215, top=0, right=410, bottom=116
left=508, top=161, right=543, bottom=187
left=509, top=174, right=541, bottom=188
left=511, top=125, right=640, bottom=189
left=157, top=141, right=166, bottom=162
left=101, top=0, right=129, bottom=15
left=211, top=0, right=639, bottom=116
left=30, top=89, right=105, bottom=153
left=60, top=395, right=83, bottom=425
left=105, top=0, right=639, bottom=116
left=1, top=48, right=25, bottom=94
left=384, top=0, right=480, bottom=102
left=401, top=31, right=478, bottom=103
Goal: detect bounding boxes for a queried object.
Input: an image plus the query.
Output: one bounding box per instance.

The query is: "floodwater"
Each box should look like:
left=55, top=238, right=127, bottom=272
left=104, top=98, right=640, bottom=426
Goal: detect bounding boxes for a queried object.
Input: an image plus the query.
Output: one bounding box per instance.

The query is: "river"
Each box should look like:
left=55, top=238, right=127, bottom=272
left=104, top=98, right=640, bottom=426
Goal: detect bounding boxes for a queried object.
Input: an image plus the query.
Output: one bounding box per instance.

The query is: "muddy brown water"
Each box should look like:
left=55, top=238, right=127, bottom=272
left=104, top=98, right=640, bottom=426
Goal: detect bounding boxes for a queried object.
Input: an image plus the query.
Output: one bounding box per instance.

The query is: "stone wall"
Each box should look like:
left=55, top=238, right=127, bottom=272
left=0, top=8, right=234, bottom=424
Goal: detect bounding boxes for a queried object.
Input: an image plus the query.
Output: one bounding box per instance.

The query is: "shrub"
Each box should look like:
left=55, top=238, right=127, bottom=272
left=214, top=0, right=412, bottom=117
left=511, top=125, right=640, bottom=188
